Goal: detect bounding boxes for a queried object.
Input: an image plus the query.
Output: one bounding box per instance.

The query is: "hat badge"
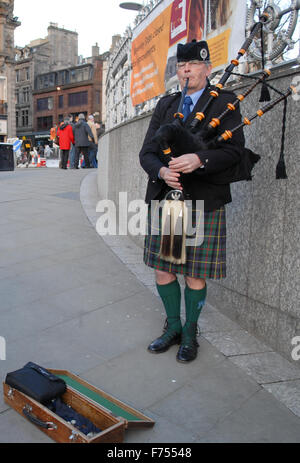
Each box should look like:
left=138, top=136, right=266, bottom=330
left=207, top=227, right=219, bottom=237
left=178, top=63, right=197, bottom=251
left=200, top=48, right=208, bottom=60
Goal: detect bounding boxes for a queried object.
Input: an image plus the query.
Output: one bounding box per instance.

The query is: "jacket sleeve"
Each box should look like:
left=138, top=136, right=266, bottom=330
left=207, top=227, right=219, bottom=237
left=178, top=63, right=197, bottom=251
left=139, top=98, right=167, bottom=181
left=85, top=123, right=95, bottom=143
left=69, top=126, right=75, bottom=145
left=195, top=93, right=245, bottom=176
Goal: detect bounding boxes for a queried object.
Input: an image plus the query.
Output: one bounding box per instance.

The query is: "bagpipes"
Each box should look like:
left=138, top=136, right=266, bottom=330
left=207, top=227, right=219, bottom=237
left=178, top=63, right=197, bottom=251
left=154, top=11, right=296, bottom=265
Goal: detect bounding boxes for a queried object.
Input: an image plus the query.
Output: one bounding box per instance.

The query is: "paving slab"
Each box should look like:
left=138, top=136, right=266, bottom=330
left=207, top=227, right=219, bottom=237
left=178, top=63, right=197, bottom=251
left=197, top=389, right=300, bottom=443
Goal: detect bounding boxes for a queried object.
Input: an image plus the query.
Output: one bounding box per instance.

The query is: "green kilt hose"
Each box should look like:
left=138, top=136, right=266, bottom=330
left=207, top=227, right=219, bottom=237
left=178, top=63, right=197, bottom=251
left=144, top=202, right=226, bottom=280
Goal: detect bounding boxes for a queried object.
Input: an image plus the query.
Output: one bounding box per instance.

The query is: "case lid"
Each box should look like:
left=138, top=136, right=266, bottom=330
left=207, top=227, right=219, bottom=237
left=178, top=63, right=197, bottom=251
left=50, top=370, right=155, bottom=429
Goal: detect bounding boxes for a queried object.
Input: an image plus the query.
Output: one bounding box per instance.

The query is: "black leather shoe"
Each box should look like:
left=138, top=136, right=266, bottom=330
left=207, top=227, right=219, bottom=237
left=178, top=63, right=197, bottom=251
left=176, top=339, right=199, bottom=363
left=148, top=331, right=181, bottom=354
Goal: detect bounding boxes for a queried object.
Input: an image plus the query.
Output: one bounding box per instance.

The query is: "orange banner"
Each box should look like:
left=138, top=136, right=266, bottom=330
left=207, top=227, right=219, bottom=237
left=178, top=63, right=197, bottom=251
left=207, top=29, right=231, bottom=69
left=130, top=0, right=245, bottom=106
left=131, top=5, right=172, bottom=107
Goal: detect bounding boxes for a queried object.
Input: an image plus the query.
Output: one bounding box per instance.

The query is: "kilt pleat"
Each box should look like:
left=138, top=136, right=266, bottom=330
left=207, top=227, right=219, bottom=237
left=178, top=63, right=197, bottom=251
left=143, top=202, right=226, bottom=279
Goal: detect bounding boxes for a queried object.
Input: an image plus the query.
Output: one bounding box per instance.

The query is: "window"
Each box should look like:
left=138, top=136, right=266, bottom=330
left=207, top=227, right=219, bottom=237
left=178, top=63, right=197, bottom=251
left=37, top=97, right=53, bottom=111
left=23, top=87, right=29, bottom=103
left=43, top=75, right=49, bottom=88
left=26, top=67, right=30, bottom=80
left=69, top=67, right=90, bottom=84
left=68, top=91, right=88, bottom=107
left=37, top=116, right=53, bottom=131
left=16, top=70, right=20, bottom=83
left=22, top=110, right=29, bottom=127
left=16, top=89, right=20, bottom=104
left=57, top=70, right=69, bottom=86
left=58, top=94, right=63, bottom=108
left=49, top=74, right=55, bottom=87
left=16, top=111, right=19, bottom=128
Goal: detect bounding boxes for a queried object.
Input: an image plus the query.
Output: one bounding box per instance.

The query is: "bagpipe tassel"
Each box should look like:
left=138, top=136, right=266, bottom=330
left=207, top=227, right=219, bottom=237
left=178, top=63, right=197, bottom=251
left=259, top=81, right=271, bottom=102
left=276, top=98, right=288, bottom=180
left=276, top=155, right=288, bottom=180
left=159, top=197, right=188, bottom=265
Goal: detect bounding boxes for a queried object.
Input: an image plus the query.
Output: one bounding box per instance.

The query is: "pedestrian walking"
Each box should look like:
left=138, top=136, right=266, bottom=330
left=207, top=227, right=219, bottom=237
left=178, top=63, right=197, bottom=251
left=57, top=117, right=75, bottom=169
left=73, top=113, right=95, bottom=169
left=139, top=40, right=245, bottom=363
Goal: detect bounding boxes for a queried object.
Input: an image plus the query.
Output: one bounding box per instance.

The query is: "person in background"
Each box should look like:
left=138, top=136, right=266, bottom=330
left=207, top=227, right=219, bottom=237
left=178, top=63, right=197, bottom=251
left=73, top=113, right=95, bottom=169
left=37, top=145, right=44, bottom=157
left=44, top=144, right=53, bottom=158
left=68, top=114, right=76, bottom=169
left=57, top=117, right=75, bottom=169
left=87, top=115, right=98, bottom=168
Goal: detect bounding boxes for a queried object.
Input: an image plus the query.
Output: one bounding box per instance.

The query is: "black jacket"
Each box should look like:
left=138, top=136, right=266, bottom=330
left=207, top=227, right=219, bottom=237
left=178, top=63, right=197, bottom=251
left=73, top=120, right=94, bottom=147
left=139, top=86, right=245, bottom=211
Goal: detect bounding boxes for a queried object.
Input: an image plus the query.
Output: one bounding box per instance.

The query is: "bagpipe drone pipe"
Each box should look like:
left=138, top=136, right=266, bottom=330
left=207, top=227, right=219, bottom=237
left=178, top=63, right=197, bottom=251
left=153, top=11, right=296, bottom=265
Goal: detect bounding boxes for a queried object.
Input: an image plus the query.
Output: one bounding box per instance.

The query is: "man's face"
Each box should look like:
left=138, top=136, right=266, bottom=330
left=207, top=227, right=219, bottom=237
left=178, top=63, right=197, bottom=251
left=176, top=60, right=212, bottom=94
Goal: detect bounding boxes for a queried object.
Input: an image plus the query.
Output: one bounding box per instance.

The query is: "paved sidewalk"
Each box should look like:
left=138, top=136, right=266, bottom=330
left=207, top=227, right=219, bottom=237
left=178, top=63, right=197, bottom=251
left=1, top=168, right=300, bottom=443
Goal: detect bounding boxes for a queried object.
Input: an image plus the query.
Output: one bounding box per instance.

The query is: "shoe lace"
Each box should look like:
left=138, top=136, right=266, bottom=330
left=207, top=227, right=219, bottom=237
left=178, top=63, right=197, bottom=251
left=181, top=322, right=200, bottom=347
left=161, top=319, right=181, bottom=341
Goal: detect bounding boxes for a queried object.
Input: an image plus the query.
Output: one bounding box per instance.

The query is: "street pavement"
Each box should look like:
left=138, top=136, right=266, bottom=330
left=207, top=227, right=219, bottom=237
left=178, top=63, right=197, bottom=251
left=0, top=167, right=300, bottom=443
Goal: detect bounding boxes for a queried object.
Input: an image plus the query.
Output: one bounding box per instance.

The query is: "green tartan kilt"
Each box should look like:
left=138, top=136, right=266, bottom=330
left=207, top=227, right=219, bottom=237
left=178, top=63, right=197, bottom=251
left=143, top=202, right=226, bottom=280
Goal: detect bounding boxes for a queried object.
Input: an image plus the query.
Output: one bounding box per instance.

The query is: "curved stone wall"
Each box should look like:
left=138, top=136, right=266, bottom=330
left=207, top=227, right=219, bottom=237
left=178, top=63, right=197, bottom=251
left=98, top=64, right=300, bottom=363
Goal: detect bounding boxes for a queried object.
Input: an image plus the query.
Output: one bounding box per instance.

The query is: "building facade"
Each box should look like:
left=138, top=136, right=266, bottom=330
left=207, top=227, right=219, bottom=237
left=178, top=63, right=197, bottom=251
left=105, top=32, right=133, bottom=130
left=32, top=48, right=107, bottom=135
left=14, top=23, right=78, bottom=140
left=0, top=0, right=20, bottom=140
left=105, top=0, right=165, bottom=131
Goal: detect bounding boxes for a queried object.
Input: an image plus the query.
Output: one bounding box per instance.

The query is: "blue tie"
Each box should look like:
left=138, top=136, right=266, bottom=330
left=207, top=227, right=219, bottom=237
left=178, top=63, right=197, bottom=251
left=182, top=96, right=193, bottom=121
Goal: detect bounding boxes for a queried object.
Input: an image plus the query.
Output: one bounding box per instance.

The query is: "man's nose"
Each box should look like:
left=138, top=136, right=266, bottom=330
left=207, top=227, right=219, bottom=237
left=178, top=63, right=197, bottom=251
left=184, top=63, right=193, bottom=71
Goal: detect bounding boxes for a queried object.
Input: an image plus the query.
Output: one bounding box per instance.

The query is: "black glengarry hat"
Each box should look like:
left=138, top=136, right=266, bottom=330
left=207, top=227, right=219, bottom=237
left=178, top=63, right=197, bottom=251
left=177, top=39, right=210, bottom=62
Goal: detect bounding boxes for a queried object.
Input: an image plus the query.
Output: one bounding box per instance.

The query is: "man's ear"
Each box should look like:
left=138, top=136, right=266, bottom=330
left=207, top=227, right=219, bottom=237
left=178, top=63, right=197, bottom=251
left=206, top=64, right=213, bottom=76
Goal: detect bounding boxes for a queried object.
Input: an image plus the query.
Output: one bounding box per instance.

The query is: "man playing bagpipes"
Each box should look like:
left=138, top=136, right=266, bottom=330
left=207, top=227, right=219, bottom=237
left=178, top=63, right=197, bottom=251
left=139, top=40, right=246, bottom=363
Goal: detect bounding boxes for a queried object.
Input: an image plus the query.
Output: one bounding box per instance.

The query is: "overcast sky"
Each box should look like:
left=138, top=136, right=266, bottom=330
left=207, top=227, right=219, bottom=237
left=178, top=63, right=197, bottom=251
left=14, top=0, right=141, bottom=57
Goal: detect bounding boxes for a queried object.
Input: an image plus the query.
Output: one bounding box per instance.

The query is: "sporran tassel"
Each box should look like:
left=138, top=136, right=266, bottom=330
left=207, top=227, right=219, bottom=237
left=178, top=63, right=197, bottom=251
left=160, top=201, right=172, bottom=257
left=159, top=195, right=188, bottom=265
left=171, top=200, right=187, bottom=264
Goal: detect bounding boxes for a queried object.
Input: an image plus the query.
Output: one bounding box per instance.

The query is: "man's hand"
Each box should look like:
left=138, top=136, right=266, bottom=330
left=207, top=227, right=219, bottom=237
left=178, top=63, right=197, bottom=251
left=169, top=153, right=203, bottom=174
left=159, top=167, right=182, bottom=190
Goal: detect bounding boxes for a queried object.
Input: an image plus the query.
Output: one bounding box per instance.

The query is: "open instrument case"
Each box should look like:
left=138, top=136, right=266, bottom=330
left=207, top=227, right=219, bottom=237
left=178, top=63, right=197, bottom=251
left=3, top=369, right=154, bottom=443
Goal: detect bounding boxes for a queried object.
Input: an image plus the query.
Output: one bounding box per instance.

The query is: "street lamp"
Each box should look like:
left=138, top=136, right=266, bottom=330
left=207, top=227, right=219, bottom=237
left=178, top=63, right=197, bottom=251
left=119, top=2, right=143, bottom=11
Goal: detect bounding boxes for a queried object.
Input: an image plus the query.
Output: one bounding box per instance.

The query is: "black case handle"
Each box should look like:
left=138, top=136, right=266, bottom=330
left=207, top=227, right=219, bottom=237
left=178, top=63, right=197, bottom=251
left=25, top=362, right=63, bottom=382
left=23, top=406, right=57, bottom=430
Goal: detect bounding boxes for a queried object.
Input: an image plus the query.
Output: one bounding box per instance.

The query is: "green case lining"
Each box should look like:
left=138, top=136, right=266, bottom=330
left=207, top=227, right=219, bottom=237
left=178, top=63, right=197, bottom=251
left=58, top=374, right=142, bottom=422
